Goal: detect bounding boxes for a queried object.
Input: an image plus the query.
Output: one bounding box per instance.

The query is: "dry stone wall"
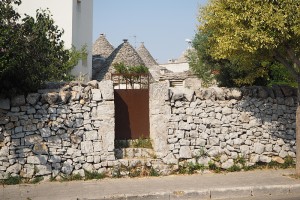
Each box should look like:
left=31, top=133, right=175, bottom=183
left=151, top=83, right=297, bottom=169
left=0, top=80, right=297, bottom=180
left=0, top=80, right=115, bottom=179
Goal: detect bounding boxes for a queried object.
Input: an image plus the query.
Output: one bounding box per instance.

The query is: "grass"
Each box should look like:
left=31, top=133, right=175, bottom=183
left=0, top=174, right=22, bottom=185
left=84, top=170, right=106, bottom=180
left=115, top=137, right=153, bottom=149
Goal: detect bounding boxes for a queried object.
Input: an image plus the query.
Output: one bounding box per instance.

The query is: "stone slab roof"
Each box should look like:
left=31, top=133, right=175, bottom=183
left=94, top=39, right=145, bottom=81
left=137, top=42, right=158, bottom=67
left=92, top=34, right=114, bottom=58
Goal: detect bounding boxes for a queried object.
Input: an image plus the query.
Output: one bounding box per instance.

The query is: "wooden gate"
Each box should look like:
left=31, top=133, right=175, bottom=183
left=112, top=74, right=150, bottom=140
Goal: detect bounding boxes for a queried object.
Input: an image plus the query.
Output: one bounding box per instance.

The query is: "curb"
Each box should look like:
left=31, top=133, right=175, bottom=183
left=79, top=184, right=300, bottom=200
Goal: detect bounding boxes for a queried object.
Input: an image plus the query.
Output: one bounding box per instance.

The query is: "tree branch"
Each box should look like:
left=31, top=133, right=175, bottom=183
left=274, top=50, right=299, bottom=80
left=286, top=46, right=300, bottom=69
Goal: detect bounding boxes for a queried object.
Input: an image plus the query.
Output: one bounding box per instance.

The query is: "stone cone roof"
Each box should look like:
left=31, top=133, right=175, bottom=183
left=92, top=34, right=114, bottom=58
left=94, top=39, right=145, bottom=81
left=136, top=42, right=158, bottom=67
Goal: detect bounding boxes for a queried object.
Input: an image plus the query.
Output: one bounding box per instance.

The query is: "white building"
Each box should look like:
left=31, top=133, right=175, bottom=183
left=16, top=0, right=93, bottom=81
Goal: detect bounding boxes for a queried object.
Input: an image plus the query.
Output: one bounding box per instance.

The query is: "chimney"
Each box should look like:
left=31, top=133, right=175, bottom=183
left=123, top=39, right=128, bottom=43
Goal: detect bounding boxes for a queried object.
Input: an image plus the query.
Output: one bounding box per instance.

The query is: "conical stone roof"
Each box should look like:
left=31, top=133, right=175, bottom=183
left=94, top=39, right=145, bottom=81
left=92, top=34, right=114, bottom=58
left=137, top=42, right=158, bottom=67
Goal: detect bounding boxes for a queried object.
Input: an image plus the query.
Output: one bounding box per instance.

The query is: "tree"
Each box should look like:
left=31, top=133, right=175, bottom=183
left=198, top=0, right=300, bottom=175
left=187, top=32, right=270, bottom=87
left=113, top=62, right=149, bottom=88
left=0, top=0, right=84, bottom=96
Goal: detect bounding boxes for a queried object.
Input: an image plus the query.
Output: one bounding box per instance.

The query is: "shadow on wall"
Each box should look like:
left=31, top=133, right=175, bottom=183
left=163, top=84, right=297, bottom=168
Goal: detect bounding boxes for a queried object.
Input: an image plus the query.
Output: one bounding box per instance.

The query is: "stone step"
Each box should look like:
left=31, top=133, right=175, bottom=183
left=115, top=148, right=156, bottom=159
left=115, top=158, right=164, bottom=168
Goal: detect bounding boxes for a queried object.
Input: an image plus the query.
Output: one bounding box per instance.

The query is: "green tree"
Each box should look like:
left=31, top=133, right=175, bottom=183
left=0, top=0, right=84, bottom=96
left=113, top=62, right=149, bottom=87
left=187, top=32, right=270, bottom=87
left=199, top=0, right=300, bottom=175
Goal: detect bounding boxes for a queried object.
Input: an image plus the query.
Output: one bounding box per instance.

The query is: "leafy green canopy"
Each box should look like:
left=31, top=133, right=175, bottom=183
left=188, top=31, right=296, bottom=87
left=0, top=0, right=85, bottom=96
left=199, top=0, right=300, bottom=82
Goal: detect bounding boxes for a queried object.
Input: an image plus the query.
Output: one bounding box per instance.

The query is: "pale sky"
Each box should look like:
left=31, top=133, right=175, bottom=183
left=93, top=0, right=207, bottom=64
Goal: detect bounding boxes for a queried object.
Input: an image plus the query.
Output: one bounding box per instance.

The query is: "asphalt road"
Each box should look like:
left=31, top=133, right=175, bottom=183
left=220, top=194, right=300, bottom=200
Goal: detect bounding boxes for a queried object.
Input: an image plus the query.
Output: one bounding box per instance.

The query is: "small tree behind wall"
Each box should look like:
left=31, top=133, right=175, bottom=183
left=0, top=0, right=85, bottom=97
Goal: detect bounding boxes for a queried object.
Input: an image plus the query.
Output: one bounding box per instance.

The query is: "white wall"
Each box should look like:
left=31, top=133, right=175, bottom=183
left=16, top=0, right=93, bottom=81
left=160, top=63, right=190, bottom=73
left=71, top=0, right=93, bottom=81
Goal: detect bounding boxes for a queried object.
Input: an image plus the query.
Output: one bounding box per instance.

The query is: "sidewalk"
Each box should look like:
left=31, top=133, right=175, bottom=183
left=1, top=169, right=300, bottom=200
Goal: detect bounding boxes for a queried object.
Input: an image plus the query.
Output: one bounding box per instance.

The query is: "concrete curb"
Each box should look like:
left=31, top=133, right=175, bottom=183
left=79, top=184, right=300, bottom=200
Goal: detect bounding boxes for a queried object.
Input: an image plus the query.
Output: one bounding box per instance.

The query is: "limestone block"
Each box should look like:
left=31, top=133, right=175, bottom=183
left=279, top=150, right=288, bottom=158
left=40, top=127, right=51, bottom=138
left=61, top=161, right=74, bottom=175
left=35, top=164, right=52, bottom=176
left=6, top=163, right=21, bottom=174
left=179, top=146, right=192, bottom=158
left=98, top=80, right=114, bottom=100
left=59, top=91, right=71, bottom=103
left=250, top=154, right=260, bottom=163
left=71, top=91, right=80, bottom=101
left=0, top=116, right=9, bottom=125
left=221, top=159, right=234, bottom=169
left=81, top=141, right=93, bottom=153
left=91, top=89, right=102, bottom=101
left=196, top=138, right=206, bottom=146
left=254, top=143, right=265, bottom=154
left=227, top=88, right=242, bottom=100
left=259, top=155, right=271, bottom=163
left=162, top=153, right=178, bottom=165
left=222, top=107, right=232, bottom=115
left=238, top=112, right=250, bottom=123
left=73, top=169, right=85, bottom=177
left=0, top=98, right=10, bottom=110
left=87, top=80, right=98, bottom=88
left=240, top=145, right=250, bottom=155
left=0, top=146, right=9, bottom=157
left=24, top=134, right=43, bottom=145
left=93, top=141, right=103, bottom=152
left=211, top=87, right=225, bottom=100
left=84, top=131, right=98, bottom=141
left=26, top=93, right=40, bottom=105
left=27, top=155, right=48, bottom=165
left=42, top=92, right=59, bottom=104
left=33, top=143, right=49, bottom=155
left=49, top=155, right=61, bottom=163
left=209, top=137, right=220, bottom=146
left=96, top=104, right=114, bottom=119
left=280, top=85, right=295, bottom=97
left=20, top=167, right=34, bottom=178
left=11, top=95, right=26, bottom=106
left=272, top=156, right=284, bottom=164
left=70, top=134, right=82, bottom=144
left=257, top=87, right=269, bottom=98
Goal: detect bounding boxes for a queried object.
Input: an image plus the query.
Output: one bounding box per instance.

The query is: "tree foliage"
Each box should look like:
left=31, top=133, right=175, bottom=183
left=198, top=0, right=300, bottom=175
left=113, top=62, right=149, bottom=87
left=0, top=0, right=84, bottom=96
left=187, top=32, right=270, bottom=87
left=199, top=0, right=300, bottom=80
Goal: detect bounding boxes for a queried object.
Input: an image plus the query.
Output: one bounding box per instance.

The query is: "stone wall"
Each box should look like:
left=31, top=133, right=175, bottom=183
left=151, top=83, right=297, bottom=169
left=0, top=80, right=115, bottom=179
left=0, top=80, right=297, bottom=180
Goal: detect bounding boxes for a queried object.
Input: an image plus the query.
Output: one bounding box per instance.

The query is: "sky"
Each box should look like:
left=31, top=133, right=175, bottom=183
left=93, top=0, right=207, bottom=64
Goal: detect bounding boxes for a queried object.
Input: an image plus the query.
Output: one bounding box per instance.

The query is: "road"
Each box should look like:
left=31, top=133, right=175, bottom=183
left=219, top=194, right=300, bottom=200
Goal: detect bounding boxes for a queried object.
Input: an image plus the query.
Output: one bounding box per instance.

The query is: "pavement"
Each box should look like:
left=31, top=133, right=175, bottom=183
left=1, top=169, right=300, bottom=200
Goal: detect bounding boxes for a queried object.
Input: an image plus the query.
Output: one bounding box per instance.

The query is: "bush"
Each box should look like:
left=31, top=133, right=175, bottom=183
left=0, top=0, right=86, bottom=97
